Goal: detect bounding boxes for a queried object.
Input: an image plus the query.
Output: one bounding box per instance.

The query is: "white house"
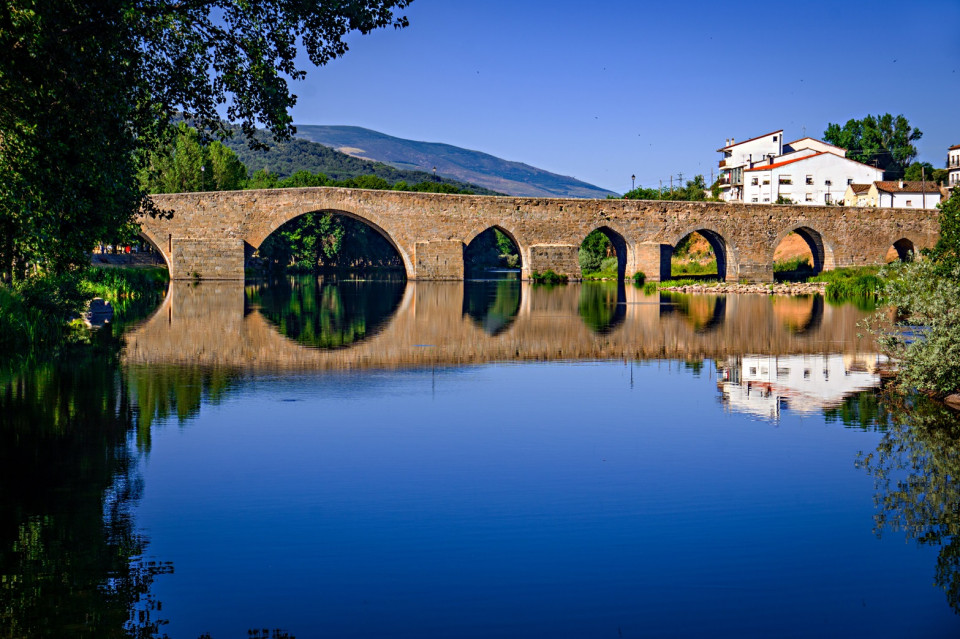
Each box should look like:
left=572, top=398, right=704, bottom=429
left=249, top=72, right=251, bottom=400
left=717, top=130, right=881, bottom=205
left=717, top=130, right=784, bottom=202
left=948, top=144, right=960, bottom=188
left=870, top=180, right=942, bottom=208
left=741, top=152, right=882, bottom=205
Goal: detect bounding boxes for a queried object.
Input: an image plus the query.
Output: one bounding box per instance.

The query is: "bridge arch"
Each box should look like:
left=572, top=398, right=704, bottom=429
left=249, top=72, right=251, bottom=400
left=885, top=237, right=916, bottom=262
left=668, top=226, right=736, bottom=281
left=463, top=224, right=524, bottom=274
left=252, top=206, right=414, bottom=277
left=771, top=225, right=836, bottom=274
left=138, top=227, right=172, bottom=271
left=579, top=225, right=631, bottom=281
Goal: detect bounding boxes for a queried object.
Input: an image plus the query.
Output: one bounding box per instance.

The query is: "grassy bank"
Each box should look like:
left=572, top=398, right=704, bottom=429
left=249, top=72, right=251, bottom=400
left=810, top=266, right=882, bottom=307
left=0, top=266, right=168, bottom=362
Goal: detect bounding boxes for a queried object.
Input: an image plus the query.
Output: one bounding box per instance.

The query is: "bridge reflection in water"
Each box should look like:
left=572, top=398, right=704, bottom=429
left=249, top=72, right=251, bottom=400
left=123, top=279, right=876, bottom=372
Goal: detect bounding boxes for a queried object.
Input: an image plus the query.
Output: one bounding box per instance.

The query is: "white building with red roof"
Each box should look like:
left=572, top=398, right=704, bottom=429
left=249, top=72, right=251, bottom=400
left=717, top=132, right=882, bottom=204
left=742, top=151, right=882, bottom=205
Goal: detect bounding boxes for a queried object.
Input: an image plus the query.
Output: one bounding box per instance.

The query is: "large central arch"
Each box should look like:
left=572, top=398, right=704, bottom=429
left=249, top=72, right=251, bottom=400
left=250, top=207, right=414, bottom=278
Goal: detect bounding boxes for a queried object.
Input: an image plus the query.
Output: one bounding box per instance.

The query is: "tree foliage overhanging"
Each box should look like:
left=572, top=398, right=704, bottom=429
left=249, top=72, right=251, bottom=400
left=823, top=113, right=922, bottom=179
left=0, top=0, right=413, bottom=282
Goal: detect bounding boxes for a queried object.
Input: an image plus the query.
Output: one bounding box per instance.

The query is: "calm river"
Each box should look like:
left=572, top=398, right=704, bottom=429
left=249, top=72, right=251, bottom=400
left=2, top=277, right=959, bottom=638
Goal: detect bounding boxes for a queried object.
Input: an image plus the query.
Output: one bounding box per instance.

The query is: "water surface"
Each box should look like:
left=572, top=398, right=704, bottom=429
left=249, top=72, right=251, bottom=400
left=2, top=278, right=958, bottom=638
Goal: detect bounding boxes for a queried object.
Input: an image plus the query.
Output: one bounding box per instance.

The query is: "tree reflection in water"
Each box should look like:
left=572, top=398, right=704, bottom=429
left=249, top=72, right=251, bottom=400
left=247, top=275, right=405, bottom=349
left=463, top=278, right=521, bottom=336
left=0, top=352, right=171, bottom=638
left=578, top=281, right=625, bottom=334
left=848, top=392, right=960, bottom=613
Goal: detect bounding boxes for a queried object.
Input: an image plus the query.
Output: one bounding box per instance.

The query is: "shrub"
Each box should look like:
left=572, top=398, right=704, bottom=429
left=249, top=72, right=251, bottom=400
left=632, top=271, right=645, bottom=285
left=530, top=269, right=568, bottom=284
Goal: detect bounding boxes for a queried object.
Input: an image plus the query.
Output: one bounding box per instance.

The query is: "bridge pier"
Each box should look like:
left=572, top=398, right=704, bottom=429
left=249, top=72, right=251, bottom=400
left=171, top=237, right=245, bottom=280
left=414, top=240, right=464, bottom=280
left=527, top=244, right=581, bottom=280
left=636, top=242, right=672, bottom=282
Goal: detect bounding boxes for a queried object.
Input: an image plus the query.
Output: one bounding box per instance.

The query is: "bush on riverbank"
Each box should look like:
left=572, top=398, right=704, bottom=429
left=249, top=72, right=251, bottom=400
left=0, top=267, right=169, bottom=361
left=876, top=188, right=960, bottom=398
left=531, top=270, right=568, bottom=284
left=810, top=266, right=882, bottom=304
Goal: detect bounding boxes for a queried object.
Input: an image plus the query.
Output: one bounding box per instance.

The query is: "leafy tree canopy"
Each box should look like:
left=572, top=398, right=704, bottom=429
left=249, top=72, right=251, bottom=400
left=622, top=175, right=709, bottom=202
left=823, top=113, right=922, bottom=179
left=0, top=0, right=413, bottom=281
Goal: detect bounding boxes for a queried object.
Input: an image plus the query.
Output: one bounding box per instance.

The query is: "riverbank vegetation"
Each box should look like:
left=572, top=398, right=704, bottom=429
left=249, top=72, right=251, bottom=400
left=0, top=268, right=168, bottom=365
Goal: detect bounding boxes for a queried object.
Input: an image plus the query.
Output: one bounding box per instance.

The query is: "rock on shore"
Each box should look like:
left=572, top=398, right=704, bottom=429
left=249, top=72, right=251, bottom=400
left=659, top=282, right=828, bottom=296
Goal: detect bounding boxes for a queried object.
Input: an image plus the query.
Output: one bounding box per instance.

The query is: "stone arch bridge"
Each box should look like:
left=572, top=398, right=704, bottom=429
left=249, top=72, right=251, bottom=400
left=140, top=187, right=940, bottom=282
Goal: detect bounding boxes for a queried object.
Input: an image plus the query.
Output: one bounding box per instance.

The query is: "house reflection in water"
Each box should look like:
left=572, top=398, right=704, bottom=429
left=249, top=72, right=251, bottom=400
left=716, top=354, right=888, bottom=421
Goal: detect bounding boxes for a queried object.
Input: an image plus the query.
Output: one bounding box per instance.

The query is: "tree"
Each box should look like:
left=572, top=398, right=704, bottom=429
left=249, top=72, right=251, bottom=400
left=823, top=114, right=922, bottom=179
left=0, top=0, right=413, bottom=282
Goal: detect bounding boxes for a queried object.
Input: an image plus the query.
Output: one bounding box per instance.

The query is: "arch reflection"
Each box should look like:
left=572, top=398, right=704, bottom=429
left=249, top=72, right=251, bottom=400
left=578, top=281, right=626, bottom=334
left=246, top=275, right=405, bottom=349
left=463, top=277, right=522, bottom=336
left=659, top=292, right=727, bottom=333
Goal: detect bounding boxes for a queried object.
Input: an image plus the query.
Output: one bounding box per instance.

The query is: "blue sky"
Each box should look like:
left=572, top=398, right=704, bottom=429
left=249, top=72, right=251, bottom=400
left=289, top=0, right=960, bottom=193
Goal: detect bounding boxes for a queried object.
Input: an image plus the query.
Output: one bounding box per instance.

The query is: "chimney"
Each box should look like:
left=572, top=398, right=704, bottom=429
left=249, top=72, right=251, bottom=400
left=899, top=179, right=904, bottom=189
left=731, top=138, right=735, bottom=145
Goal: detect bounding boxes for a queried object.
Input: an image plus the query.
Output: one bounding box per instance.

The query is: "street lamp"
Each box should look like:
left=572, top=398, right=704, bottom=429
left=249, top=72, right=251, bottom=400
left=631, top=174, right=636, bottom=191
left=433, top=166, right=437, bottom=182
left=200, top=165, right=205, bottom=191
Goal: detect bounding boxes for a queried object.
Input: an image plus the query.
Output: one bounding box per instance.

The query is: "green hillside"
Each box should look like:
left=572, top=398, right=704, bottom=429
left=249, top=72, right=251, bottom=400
left=222, top=129, right=500, bottom=195
left=294, top=125, right=618, bottom=199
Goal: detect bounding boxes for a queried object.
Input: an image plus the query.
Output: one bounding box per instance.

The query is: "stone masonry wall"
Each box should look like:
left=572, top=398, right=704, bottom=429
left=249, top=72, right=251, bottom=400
left=142, top=188, right=942, bottom=282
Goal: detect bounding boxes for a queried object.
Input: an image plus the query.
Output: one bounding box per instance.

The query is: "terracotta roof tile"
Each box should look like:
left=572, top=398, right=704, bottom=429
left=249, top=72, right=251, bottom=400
left=874, top=181, right=940, bottom=193
left=849, top=184, right=871, bottom=194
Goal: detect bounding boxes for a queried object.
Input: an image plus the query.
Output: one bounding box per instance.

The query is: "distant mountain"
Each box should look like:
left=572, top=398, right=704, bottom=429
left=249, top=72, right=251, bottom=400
left=222, top=129, right=501, bottom=195
left=293, top=125, right=617, bottom=199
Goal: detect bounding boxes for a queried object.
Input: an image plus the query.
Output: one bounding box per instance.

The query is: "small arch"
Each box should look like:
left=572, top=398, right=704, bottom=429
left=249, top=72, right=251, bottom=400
left=136, top=228, right=172, bottom=271
left=253, top=208, right=408, bottom=277
left=885, top=238, right=915, bottom=263
left=464, top=225, right=522, bottom=277
left=579, top=226, right=629, bottom=281
left=668, top=227, right=732, bottom=281
left=771, top=225, right=835, bottom=280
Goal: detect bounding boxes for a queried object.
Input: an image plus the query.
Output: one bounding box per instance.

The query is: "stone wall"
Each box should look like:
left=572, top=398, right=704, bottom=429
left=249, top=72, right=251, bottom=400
left=141, top=188, right=942, bottom=282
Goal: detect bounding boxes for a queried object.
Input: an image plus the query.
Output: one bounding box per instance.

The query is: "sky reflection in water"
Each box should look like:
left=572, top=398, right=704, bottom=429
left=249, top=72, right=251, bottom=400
left=3, top=280, right=959, bottom=638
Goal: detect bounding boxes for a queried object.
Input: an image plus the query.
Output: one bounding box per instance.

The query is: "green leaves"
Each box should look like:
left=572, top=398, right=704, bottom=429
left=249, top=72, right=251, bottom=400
left=823, top=113, right=922, bottom=179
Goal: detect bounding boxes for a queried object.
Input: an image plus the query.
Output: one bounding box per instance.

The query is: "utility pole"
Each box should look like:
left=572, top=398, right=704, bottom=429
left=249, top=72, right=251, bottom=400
left=922, top=166, right=926, bottom=209
left=669, top=175, right=673, bottom=194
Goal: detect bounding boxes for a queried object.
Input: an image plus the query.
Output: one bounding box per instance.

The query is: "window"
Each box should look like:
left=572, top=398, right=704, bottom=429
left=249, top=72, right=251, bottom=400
left=749, top=367, right=757, bottom=376
left=803, top=369, right=811, bottom=379
left=763, top=197, right=770, bottom=202
left=847, top=178, right=853, bottom=185
left=805, top=193, right=813, bottom=202
left=779, top=175, right=792, bottom=185
left=825, top=179, right=832, bottom=186
left=906, top=200, right=912, bottom=207
left=762, top=178, right=770, bottom=185
left=825, top=193, right=832, bottom=203
left=751, top=177, right=758, bottom=185
left=805, top=175, right=814, bottom=185
left=751, top=197, right=758, bottom=203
